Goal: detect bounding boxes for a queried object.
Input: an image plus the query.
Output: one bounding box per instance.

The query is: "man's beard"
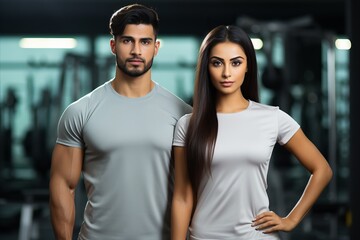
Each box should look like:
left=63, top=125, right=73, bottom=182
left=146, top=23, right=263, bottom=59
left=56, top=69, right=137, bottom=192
left=116, top=54, right=154, bottom=77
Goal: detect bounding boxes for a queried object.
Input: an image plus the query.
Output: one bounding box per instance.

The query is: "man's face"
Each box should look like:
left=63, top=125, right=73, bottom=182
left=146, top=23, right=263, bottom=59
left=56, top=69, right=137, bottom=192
left=110, top=24, right=160, bottom=77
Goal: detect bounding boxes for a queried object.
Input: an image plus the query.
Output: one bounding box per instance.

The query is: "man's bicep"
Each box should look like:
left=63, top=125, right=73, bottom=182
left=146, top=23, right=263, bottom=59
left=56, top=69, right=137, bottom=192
left=50, top=143, right=83, bottom=190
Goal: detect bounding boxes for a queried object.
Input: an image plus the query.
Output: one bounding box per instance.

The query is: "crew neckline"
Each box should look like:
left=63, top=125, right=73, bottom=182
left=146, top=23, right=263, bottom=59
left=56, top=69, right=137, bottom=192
left=106, top=80, right=158, bottom=102
left=217, top=100, right=253, bottom=116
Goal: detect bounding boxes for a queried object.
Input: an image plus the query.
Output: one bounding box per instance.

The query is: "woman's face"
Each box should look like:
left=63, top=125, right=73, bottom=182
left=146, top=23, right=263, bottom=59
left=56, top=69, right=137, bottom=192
left=208, top=41, right=247, bottom=97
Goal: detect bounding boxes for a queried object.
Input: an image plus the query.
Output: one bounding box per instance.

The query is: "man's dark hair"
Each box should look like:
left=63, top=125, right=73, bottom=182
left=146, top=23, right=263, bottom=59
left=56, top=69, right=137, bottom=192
left=109, top=4, right=159, bottom=39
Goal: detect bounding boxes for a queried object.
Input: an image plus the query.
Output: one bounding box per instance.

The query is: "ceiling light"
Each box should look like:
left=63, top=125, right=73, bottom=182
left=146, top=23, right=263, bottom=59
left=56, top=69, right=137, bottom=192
left=335, top=38, right=351, bottom=50
left=19, top=38, right=77, bottom=49
left=251, top=38, right=263, bottom=50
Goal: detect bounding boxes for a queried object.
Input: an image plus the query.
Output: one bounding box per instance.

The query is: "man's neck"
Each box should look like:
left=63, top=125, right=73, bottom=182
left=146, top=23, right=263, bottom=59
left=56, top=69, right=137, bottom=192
left=111, top=71, right=154, bottom=98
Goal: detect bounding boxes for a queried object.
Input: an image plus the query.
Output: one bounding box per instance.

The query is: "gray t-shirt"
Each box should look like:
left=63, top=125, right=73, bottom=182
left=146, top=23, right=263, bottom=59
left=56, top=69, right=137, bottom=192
left=173, top=100, right=300, bottom=240
left=56, top=80, right=192, bottom=240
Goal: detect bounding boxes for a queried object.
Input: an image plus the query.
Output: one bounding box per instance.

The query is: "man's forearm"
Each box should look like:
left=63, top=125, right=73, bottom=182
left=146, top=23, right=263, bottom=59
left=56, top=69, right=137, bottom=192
left=50, top=183, right=76, bottom=240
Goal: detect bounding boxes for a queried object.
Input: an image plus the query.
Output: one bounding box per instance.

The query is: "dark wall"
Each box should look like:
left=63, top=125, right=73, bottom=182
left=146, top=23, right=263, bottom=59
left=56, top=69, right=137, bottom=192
left=0, top=0, right=346, bottom=37
left=348, top=0, right=360, bottom=239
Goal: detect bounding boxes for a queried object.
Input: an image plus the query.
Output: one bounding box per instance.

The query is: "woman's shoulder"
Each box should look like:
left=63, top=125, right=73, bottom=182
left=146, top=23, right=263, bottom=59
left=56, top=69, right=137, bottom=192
left=249, top=100, right=279, bottom=112
left=178, top=113, right=192, bottom=125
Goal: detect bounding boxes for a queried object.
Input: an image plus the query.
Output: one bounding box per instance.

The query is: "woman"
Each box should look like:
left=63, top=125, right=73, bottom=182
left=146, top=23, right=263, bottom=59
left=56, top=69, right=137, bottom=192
left=171, top=25, right=333, bottom=240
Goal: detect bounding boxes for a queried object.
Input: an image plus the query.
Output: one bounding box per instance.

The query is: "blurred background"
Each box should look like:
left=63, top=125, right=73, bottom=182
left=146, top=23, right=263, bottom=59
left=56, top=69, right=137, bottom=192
left=0, top=0, right=359, bottom=239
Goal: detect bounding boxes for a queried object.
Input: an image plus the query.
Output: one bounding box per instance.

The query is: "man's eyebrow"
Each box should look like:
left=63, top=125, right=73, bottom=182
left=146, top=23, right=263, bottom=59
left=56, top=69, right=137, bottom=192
left=119, top=36, right=134, bottom=40
left=120, top=36, right=154, bottom=41
left=140, top=37, right=154, bottom=42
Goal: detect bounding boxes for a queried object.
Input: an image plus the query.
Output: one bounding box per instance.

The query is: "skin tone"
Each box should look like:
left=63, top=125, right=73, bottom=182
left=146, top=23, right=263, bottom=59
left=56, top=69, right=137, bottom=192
left=49, top=145, right=83, bottom=240
left=171, top=41, right=333, bottom=239
left=110, top=24, right=160, bottom=98
left=49, top=23, right=159, bottom=240
left=171, top=146, right=193, bottom=240
left=208, top=41, right=249, bottom=112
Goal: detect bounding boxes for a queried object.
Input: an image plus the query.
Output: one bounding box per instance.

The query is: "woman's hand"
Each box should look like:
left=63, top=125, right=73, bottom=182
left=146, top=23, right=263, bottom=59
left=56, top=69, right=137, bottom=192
left=252, top=211, right=298, bottom=233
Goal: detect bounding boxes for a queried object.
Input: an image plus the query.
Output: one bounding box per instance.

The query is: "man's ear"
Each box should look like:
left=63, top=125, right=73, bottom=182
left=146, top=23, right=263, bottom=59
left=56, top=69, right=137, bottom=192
left=154, top=40, right=160, bottom=56
left=110, top=38, right=116, bottom=54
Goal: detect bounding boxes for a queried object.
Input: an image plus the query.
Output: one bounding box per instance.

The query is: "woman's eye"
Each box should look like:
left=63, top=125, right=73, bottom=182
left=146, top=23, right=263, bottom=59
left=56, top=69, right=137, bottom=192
left=232, top=60, right=241, bottom=66
left=211, top=60, right=222, bottom=67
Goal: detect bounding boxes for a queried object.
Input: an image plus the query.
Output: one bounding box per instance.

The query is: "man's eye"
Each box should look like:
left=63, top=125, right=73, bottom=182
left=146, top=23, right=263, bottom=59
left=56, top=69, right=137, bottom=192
left=123, top=39, right=132, bottom=44
left=142, top=40, right=151, bottom=45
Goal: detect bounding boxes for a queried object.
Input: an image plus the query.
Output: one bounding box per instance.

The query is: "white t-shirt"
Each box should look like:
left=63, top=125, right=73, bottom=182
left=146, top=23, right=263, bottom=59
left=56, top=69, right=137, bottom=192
left=173, top=100, right=300, bottom=240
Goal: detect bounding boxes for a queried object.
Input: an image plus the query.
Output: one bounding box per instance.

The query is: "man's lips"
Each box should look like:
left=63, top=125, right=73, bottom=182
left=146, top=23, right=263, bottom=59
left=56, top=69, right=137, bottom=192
left=127, top=58, right=144, bottom=64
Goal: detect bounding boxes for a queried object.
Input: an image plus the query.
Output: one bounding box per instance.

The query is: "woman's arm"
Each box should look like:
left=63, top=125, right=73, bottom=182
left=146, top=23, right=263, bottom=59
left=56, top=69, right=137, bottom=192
left=171, top=146, right=194, bottom=240
left=253, top=128, right=333, bottom=233
left=49, top=143, right=83, bottom=240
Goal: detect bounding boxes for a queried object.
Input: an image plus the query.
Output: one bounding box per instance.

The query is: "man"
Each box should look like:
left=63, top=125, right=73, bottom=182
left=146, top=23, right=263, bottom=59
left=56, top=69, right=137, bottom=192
left=49, top=4, right=192, bottom=240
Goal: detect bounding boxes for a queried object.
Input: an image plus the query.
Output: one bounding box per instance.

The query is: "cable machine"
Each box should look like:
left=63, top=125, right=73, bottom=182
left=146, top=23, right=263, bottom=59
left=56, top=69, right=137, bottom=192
left=237, top=16, right=347, bottom=240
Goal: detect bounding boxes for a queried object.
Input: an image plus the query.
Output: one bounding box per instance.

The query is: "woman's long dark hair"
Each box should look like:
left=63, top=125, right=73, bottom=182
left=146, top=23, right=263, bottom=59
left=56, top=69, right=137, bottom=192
left=186, top=25, right=259, bottom=196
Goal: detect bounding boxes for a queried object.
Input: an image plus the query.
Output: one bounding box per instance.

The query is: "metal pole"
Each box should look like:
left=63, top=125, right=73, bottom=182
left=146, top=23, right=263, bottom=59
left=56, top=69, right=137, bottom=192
left=326, top=34, right=338, bottom=239
left=326, top=34, right=337, bottom=202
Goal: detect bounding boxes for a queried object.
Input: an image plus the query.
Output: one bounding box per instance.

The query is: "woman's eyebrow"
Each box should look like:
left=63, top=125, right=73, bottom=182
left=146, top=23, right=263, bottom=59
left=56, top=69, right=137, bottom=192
left=210, top=56, right=244, bottom=61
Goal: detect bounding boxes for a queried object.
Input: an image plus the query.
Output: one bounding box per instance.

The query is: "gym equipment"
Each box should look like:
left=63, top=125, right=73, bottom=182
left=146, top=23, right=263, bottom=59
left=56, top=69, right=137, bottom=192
left=0, top=88, right=18, bottom=178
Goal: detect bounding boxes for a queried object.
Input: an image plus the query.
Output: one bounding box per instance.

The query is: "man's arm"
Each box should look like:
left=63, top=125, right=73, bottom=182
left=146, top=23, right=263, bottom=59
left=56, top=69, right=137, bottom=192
left=49, top=143, right=83, bottom=240
left=171, top=146, right=193, bottom=240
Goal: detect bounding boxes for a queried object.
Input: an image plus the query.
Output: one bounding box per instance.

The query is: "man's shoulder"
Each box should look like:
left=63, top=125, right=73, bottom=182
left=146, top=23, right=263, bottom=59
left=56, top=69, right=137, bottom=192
left=62, top=81, right=109, bottom=116
left=156, top=84, right=191, bottom=106
left=155, top=84, right=181, bottom=100
left=154, top=83, right=192, bottom=117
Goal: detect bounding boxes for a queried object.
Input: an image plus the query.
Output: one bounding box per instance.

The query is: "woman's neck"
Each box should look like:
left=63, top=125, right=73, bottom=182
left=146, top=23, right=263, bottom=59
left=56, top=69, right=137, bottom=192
left=216, top=93, right=249, bottom=113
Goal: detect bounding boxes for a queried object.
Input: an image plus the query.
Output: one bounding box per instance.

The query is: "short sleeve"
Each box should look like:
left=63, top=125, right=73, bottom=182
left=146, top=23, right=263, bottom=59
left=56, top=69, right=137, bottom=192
left=56, top=101, right=86, bottom=148
left=172, top=114, right=191, bottom=147
left=277, top=109, right=300, bottom=145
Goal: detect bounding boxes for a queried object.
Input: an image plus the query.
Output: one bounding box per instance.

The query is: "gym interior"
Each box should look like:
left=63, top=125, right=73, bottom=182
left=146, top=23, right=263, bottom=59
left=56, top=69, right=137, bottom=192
left=0, top=0, right=359, bottom=239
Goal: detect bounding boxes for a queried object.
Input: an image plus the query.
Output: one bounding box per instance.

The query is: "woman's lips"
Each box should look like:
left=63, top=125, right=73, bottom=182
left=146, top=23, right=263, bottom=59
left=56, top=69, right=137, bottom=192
left=220, top=81, right=234, bottom=87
